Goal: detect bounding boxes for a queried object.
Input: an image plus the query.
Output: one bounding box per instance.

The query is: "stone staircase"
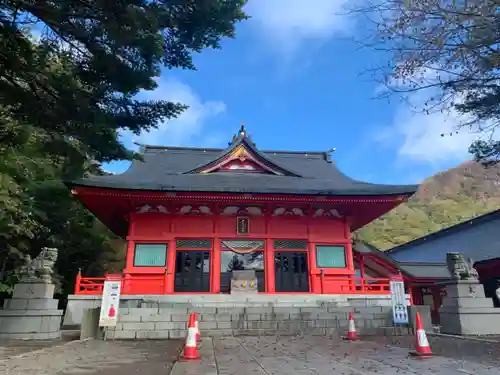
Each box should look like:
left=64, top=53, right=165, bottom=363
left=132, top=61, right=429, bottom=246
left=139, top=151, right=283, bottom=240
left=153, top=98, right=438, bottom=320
left=104, top=296, right=398, bottom=340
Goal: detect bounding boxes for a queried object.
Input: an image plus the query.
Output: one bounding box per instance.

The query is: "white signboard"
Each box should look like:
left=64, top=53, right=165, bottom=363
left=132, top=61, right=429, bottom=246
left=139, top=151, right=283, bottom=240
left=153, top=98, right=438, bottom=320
left=390, top=278, right=409, bottom=324
left=99, top=278, right=121, bottom=327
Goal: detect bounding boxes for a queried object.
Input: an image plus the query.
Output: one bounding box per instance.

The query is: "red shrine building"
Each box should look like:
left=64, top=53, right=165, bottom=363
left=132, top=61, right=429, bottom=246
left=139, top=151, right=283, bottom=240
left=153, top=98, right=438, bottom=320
left=68, top=125, right=421, bottom=296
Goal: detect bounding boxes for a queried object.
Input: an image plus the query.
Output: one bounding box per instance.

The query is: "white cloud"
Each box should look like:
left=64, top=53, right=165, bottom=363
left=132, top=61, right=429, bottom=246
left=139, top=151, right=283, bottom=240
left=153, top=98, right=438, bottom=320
left=374, top=91, right=499, bottom=166
left=245, top=0, right=350, bottom=52
left=129, top=80, right=226, bottom=146
left=373, top=65, right=500, bottom=165
left=388, top=102, right=479, bottom=164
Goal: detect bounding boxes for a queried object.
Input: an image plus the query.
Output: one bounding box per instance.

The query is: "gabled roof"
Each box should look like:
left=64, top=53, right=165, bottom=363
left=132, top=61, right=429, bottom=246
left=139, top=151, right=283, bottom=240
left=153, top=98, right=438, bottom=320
left=353, top=241, right=450, bottom=280
left=397, top=262, right=451, bottom=280
left=387, top=208, right=500, bottom=255
left=185, top=125, right=301, bottom=176
left=67, top=125, right=419, bottom=196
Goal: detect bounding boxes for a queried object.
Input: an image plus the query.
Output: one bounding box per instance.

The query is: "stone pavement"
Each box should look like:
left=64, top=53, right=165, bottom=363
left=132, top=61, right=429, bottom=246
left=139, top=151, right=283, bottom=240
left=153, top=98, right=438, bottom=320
left=1, top=335, right=500, bottom=375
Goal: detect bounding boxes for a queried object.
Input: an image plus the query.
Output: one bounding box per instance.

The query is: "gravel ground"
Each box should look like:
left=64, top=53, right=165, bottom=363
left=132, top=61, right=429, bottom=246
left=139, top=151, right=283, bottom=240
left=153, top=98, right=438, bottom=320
left=363, top=334, right=500, bottom=368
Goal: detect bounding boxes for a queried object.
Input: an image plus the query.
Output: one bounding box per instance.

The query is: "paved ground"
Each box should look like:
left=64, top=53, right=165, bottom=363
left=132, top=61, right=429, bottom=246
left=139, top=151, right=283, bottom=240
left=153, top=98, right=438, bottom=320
left=1, top=335, right=499, bottom=375
left=364, top=334, right=500, bottom=368
left=0, top=331, right=80, bottom=358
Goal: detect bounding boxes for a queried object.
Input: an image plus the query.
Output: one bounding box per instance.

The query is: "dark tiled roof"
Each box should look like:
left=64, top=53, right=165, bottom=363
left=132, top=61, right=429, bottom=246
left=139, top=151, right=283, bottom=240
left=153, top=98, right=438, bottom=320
left=387, top=208, right=500, bottom=255
left=397, top=262, right=450, bottom=279
left=68, top=132, right=419, bottom=196
left=353, top=241, right=450, bottom=280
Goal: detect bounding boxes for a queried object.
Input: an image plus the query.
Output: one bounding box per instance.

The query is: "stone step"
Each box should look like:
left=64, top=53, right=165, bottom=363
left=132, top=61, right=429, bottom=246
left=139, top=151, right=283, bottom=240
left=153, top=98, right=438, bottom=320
left=105, top=321, right=404, bottom=340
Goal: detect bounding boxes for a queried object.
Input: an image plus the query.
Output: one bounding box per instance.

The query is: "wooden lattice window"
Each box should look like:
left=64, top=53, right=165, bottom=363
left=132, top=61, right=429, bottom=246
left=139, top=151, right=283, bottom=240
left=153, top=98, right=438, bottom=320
left=221, top=240, right=264, bottom=252
left=176, top=239, right=212, bottom=249
left=274, top=239, right=307, bottom=249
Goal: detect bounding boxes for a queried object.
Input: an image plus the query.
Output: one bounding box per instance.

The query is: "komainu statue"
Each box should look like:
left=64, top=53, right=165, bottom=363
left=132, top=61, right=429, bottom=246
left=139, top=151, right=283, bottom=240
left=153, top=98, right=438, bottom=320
left=446, top=252, right=479, bottom=281
left=19, top=247, right=58, bottom=283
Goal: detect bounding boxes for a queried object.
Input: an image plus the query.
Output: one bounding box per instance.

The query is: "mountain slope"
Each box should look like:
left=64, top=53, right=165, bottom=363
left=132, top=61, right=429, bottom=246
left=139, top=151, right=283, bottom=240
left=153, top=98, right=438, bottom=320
left=356, top=161, right=500, bottom=250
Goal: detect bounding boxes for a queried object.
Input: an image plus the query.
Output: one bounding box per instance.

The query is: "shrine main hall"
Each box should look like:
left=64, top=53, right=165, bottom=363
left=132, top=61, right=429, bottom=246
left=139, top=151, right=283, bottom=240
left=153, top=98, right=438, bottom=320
left=67, top=125, right=424, bottom=298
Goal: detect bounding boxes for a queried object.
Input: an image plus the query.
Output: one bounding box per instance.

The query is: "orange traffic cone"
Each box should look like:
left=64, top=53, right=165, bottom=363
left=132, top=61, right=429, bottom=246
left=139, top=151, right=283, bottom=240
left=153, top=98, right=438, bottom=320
left=194, top=314, right=200, bottom=343
left=410, top=312, right=433, bottom=359
left=343, top=312, right=359, bottom=340
left=182, top=313, right=200, bottom=360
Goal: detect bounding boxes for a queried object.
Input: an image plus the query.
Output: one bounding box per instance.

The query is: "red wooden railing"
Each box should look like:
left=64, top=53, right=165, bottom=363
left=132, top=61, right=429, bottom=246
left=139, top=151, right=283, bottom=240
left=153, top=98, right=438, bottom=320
left=320, top=276, right=390, bottom=294
left=74, top=272, right=391, bottom=295
left=74, top=271, right=105, bottom=294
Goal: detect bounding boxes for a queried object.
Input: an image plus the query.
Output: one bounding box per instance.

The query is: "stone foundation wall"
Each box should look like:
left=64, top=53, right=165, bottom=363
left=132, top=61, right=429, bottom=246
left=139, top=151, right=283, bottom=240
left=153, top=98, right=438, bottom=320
left=104, top=305, right=396, bottom=340
left=64, top=293, right=409, bottom=328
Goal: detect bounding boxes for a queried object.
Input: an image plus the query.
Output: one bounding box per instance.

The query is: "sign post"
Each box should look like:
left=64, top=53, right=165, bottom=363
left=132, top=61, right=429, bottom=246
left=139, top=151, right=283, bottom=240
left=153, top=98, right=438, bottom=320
left=390, top=275, right=409, bottom=325
left=99, top=274, right=122, bottom=328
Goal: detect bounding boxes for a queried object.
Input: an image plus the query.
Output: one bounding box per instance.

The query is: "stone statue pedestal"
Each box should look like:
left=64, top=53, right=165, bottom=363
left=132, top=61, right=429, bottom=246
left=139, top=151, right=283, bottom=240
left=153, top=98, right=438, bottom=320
left=0, top=281, right=63, bottom=340
left=230, top=270, right=258, bottom=294
left=438, top=280, right=500, bottom=335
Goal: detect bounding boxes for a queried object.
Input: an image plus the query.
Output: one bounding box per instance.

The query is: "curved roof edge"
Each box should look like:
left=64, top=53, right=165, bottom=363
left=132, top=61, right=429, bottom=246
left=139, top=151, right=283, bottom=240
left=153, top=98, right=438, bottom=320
left=184, top=130, right=303, bottom=177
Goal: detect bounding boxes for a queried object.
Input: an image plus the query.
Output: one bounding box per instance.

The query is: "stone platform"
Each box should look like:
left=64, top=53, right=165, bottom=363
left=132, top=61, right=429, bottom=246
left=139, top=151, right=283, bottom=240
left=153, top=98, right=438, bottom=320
left=64, top=293, right=411, bottom=328
left=0, top=282, right=63, bottom=340
left=105, top=303, right=399, bottom=340
left=439, top=280, right=500, bottom=335
left=80, top=294, right=410, bottom=340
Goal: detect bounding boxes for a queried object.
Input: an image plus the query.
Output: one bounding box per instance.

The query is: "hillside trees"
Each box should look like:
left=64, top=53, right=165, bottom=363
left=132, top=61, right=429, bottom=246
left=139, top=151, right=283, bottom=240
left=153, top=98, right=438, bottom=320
left=357, top=161, right=500, bottom=249
left=354, top=0, right=500, bottom=164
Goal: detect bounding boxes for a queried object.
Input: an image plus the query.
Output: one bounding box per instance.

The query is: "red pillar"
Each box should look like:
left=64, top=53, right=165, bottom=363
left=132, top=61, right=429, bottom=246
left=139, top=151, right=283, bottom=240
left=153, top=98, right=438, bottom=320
left=125, top=240, right=135, bottom=271
left=124, top=215, right=136, bottom=272
left=308, top=242, right=318, bottom=293
left=265, top=239, right=275, bottom=292
left=212, top=238, right=221, bottom=293
left=344, top=219, right=354, bottom=273
left=165, top=239, right=176, bottom=293
left=344, top=218, right=355, bottom=292
left=74, top=269, right=82, bottom=294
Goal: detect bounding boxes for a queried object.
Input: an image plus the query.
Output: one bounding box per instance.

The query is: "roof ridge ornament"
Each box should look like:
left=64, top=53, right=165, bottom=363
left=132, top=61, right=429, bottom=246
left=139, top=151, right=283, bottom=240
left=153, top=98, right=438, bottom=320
left=239, top=122, right=246, bottom=137
left=324, top=147, right=336, bottom=163
left=229, top=121, right=255, bottom=147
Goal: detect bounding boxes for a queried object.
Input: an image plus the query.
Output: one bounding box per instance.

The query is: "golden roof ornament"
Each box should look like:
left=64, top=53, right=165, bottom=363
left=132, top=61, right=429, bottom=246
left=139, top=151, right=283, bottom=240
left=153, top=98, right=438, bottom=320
left=229, top=121, right=254, bottom=146
left=239, top=122, right=246, bottom=137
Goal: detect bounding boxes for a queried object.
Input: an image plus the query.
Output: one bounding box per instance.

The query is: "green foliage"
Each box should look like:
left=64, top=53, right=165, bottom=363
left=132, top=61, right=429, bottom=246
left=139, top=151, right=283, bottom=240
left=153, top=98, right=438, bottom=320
left=1, top=0, right=248, bottom=165
left=469, top=140, right=500, bottom=166
left=0, top=107, right=126, bottom=294
left=357, top=161, right=500, bottom=250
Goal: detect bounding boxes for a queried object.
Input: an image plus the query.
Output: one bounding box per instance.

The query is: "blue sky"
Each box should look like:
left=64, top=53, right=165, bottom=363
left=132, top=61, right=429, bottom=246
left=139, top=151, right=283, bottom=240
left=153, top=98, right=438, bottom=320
left=105, top=1, right=480, bottom=185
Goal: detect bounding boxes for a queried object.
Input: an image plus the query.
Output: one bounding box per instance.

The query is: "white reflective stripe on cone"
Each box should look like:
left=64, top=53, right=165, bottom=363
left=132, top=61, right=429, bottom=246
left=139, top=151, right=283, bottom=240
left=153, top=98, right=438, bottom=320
left=186, top=328, right=197, bottom=346
left=417, top=329, right=429, bottom=347
left=348, top=319, right=356, bottom=332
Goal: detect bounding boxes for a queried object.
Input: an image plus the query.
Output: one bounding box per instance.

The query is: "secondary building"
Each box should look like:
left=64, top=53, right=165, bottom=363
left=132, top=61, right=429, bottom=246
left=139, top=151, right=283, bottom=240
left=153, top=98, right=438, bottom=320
left=387, top=208, right=500, bottom=307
